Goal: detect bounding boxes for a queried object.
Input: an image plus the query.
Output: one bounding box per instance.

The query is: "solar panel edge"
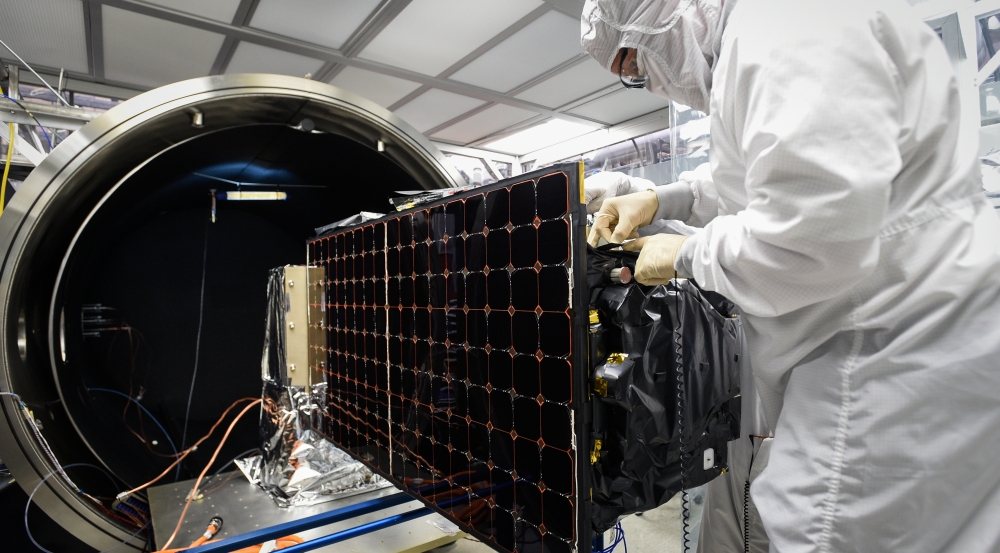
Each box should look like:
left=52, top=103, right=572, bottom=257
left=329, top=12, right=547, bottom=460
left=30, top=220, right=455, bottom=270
left=309, top=162, right=590, bottom=553
left=568, top=162, right=593, bottom=553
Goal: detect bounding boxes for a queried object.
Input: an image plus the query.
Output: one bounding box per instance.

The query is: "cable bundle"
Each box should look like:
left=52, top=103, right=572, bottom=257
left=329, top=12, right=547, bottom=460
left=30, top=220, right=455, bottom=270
left=597, top=522, right=628, bottom=553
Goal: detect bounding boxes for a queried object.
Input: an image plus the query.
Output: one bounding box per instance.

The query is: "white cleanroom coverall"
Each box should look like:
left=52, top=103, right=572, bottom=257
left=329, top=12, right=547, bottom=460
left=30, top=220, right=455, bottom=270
left=582, top=0, right=1000, bottom=551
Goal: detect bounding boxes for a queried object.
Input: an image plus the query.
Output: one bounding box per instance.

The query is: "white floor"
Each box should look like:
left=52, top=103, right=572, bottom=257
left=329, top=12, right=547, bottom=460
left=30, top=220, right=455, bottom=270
left=440, top=494, right=685, bottom=553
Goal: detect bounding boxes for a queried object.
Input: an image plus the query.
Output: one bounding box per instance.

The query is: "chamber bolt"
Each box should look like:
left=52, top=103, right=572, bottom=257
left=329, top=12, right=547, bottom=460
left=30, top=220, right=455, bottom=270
left=189, top=109, right=204, bottom=128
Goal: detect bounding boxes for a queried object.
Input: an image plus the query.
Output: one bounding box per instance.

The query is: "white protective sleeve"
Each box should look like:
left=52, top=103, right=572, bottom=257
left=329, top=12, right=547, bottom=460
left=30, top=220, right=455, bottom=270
left=673, top=19, right=902, bottom=318
left=651, top=162, right=717, bottom=227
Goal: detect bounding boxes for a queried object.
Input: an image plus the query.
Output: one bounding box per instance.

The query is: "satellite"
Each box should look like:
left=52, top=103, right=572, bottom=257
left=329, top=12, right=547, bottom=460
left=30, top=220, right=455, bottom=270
left=307, top=163, right=743, bottom=552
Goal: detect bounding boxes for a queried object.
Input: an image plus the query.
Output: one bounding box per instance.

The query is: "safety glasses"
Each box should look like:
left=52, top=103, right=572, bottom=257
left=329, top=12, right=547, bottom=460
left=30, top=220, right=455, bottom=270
left=617, top=48, right=646, bottom=89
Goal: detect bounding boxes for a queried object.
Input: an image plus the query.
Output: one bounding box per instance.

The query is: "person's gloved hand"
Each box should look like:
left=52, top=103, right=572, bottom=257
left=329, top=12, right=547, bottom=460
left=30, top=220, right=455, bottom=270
left=624, top=234, right=690, bottom=285
left=583, top=172, right=654, bottom=214
left=588, top=189, right=659, bottom=246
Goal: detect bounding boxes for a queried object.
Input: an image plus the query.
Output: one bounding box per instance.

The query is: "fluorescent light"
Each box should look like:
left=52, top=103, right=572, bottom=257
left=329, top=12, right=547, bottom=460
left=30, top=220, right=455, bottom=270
left=219, top=191, right=287, bottom=201
left=482, top=119, right=597, bottom=156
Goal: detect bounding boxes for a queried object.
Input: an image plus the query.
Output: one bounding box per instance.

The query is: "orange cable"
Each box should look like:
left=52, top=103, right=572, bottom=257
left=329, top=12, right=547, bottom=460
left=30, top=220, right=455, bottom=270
left=121, top=397, right=258, bottom=496
left=154, top=535, right=302, bottom=553
left=158, top=399, right=262, bottom=550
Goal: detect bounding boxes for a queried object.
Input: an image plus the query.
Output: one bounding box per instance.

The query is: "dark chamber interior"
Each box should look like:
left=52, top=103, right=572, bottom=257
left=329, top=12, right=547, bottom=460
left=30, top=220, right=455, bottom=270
left=54, top=124, right=419, bottom=490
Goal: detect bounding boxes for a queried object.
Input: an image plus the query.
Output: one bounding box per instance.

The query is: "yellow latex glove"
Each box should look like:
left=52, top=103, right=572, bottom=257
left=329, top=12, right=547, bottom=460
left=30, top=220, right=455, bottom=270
left=624, top=234, right=690, bottom=285
left=587, top=189, right=659, bottom=247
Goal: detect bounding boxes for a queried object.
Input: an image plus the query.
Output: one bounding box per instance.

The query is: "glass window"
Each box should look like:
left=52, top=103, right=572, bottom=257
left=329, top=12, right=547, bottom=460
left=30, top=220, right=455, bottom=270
left=445, top=153, right=498, bottom=187
left=545, top=102, right=709, bottom=186
left=494, top=161, right=513, bottom=179
left=17, top=83, right=69, bottom=106
left=72, top=92, right=124, bottom=112
left=977, top=14, right=1000, bottom=126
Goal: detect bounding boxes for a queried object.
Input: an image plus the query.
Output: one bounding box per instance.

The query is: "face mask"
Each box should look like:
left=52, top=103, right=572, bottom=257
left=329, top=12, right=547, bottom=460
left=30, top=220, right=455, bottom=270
left=637, top=46, right=712, bottom=114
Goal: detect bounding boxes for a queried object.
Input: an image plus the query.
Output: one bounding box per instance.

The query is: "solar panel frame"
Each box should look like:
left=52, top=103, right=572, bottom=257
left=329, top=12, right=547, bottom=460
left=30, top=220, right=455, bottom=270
left=308, top=162, right=591, bottom=553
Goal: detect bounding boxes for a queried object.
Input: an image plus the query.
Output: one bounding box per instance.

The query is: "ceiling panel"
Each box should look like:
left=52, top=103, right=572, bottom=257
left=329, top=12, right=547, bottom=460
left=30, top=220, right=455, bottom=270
left=567, top=88, right=671, bottom=125
left=515, top=60, right=619, bottom=108
left=449, top=11, right=583, bottom=93
left=329, top=66, right=422, bottom=109
left=250, top=0, right=382, bottom=50
left=144, top=0, right=242, bottom=22
left=225, top=42, right=325, bottom=78
left=103, top=7, right=224, bottom=88
left=482, top=119, right=596, bottom=156
left=0, top=0, right=88, bottom=74
left=393, top=89, right=486, bottom=134
left=358, top=0, right=543, bottom=77
left=432, top=104, right=537, bottom=144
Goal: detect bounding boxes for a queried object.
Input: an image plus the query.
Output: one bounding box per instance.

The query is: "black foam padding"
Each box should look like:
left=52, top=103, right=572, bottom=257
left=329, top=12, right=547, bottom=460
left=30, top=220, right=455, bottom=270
left=309, top=164, right=588, bottom=553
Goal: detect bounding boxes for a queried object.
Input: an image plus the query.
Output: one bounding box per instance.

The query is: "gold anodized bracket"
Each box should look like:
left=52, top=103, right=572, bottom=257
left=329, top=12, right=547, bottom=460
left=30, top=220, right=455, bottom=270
left=590, top=439, right=603, bottom=465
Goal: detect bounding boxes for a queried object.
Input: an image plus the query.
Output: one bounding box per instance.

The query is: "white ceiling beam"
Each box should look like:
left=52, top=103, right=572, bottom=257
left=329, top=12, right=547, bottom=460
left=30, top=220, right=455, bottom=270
left=422, top=102, right=498, bottom=138
left=8, top=61, right=146, bottom=97
left=210, top=0, right=260, bottom=75
left=387, top=3, right=554, bottom=111
left=465, top=114, right=552, bottom=148
left=525, top=106, right=673, bottom=165
left=89, top=0, right=599, bottom=126
left=431, top=141, right=519, bottom=164
left=505, top=54, right=590, bottom=96
left=16, top=66, right=143, bottom=99
left=83, top=1, right=105, bottom=79
left=409, top=55, right=605, bottom=146
left=317, top=0, right=414, bottom=83
left=542, top=0, right=585, bottom=20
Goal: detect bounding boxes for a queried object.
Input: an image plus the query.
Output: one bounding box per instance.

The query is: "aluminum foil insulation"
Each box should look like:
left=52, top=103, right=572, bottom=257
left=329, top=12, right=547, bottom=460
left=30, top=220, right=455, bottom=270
left=239, top=269, right=389, bottom=507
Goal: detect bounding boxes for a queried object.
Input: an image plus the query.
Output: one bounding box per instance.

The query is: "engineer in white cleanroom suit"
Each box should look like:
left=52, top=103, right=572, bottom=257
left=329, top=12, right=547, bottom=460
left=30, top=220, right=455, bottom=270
left=582, top=0, right=1000, bottom=551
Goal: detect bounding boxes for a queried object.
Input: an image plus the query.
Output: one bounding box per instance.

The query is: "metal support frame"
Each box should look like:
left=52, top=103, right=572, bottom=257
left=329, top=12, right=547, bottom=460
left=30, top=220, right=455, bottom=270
left=182, top=492, right=426, bottom=553
left=0, top=96, right=97, bottom=131
left=0, top=66, right=46, bottom=167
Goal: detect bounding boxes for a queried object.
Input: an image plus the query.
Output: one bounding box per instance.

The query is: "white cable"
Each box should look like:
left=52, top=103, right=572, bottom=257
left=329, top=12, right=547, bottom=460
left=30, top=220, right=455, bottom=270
left=180, top=220, right=210, bottom=450
left=25, top=463, right=145, bottom=553
left=0, top=37, right=73, bottom=107
left=0, top=392, right=79, bottom=493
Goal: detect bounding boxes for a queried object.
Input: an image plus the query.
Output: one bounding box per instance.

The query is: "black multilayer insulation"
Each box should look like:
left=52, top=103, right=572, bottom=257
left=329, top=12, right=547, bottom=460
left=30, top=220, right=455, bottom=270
left=586, top=247, right=743, bottom=532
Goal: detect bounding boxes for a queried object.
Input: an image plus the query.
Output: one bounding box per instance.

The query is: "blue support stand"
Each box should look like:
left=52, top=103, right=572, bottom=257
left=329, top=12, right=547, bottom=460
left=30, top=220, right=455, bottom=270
left=592, top=531, right=605, bottom=553
left=183, top=492, right=426, bottom=553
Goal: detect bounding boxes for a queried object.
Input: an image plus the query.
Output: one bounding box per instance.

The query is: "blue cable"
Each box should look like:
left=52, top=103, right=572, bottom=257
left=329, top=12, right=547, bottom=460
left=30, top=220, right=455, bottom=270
left=598, top=523, right=626, bottom=553
left=25, top=463, right=146, bottom=553
left=86, top=387, right=181, bottom=481
left=2, top=93, right=54, bottom=148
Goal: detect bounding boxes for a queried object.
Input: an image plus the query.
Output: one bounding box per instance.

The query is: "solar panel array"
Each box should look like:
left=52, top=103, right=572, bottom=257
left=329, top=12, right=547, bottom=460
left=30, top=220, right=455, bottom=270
left=308, top=164, right=587, bottom=553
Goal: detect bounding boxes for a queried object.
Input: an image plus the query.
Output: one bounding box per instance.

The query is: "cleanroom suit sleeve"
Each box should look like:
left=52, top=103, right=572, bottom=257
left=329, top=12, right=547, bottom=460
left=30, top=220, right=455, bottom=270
left=674, top=24, right=904, bottom=317
left=652, top=162, right=719, bottom=227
